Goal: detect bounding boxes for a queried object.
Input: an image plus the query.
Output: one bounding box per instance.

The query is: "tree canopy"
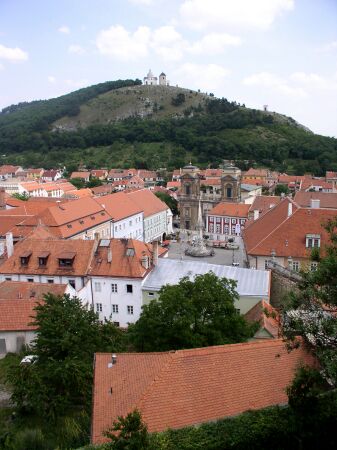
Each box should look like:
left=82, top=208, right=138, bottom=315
left=129, top=272, right=256, bottom=352
left=8, top=293, right=126, bottom=420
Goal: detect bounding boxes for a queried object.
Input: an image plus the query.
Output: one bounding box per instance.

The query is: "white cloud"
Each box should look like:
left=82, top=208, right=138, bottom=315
left=48, top=76, right=56, bottom=83
left=290, top=71, right=337, bottom=91
left=180, top=0, right=294, bottom=31
left=0, top=44, right=28, bottom=61
left=243, top=71, right=307, bottom=97
left=318, top=41, right=337, bottom=53
left=174, top=63, right=230, bottom=92
left=0, top=63, right=3, bottom=71
left=96, top=25, right=151, bottom=61
left=96, top=24, right=242, bottom=62
left=188, top=33, right=242, bottom=55
left=68, top=44, right=85, bottom=55
left=58, top=25, right=70, bottom=34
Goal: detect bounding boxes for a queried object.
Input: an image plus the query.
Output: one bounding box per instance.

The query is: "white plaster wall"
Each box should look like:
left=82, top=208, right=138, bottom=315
left=0, top=331, right=36, bottom=354
left=91, top=276, right=143, bottom=327
left=111, top=213, right=144, bottom=241
left=144, top=211, right=167, bottom=242
left=0, top=274, right=87, bottom=292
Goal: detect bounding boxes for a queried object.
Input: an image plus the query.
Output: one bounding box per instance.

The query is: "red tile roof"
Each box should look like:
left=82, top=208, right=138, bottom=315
left=0, top=237, right=95, bottom=277
left=167, top=181, right=181, bottom=189
left=0, top=281, right=68, bottom=331
left=205, top=168, right=223, bottom=178
left=209, top=202, right=250, bottom=218
left=126, top=189, right=167, bottom=218
left=201, top=178, right=221, bottom=186
left=243, top=198, right=336, bottom=258
left=95, top=192, right=142, bottom=222
left=244, top=168, right=268, bottom=178
left=92, top=340, right=314, bottom=443
left=249, top=196, right=281, bottom=216
left=294, top=192, right=337, bottom=209
left=244, top=300, right=280, bottom=338
left=89, top=239, right=167, bottom=278
left=70, top=171, right=90, bottom=179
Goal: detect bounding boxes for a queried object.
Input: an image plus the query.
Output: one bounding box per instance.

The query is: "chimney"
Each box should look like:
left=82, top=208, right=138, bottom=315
left=0, top=188, right=5, bottom=210
left=310, top=198, right=320, bottom=209
left=6, top=232, right=14, bottom=258
left=107, top=247, right=112, bottom=263
left=287, top=202, right=292, bottom=217
left=111, top=354, right=117, bottom=365
left=152, top=241, right=159, bottom=266
left=253, top=209, right=259, bottom=221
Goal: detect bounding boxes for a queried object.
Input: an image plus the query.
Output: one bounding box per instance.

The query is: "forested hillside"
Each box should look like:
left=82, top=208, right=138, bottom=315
left=0, top=79, right=336, bottom=175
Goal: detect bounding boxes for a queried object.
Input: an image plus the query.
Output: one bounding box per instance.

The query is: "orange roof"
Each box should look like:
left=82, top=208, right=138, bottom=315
left=70, top=171, right=90, bottom=179
left=0, top=281, right=68, bottom=331
left=91, top=185, right=114, bottom=196
left=240, top=179, right=263, bottom=186
left=244, top=168, right=268, bottom=177
left=0, top=237, right=95, bottom=277
left=200, top=178, right=221, bottom=186
left=300, top=179, right=333, bottom=191
left=91, top=170, right=107, bottom=177
left=126, top=189, right=167, bottom=218
left=244, top=300, right=280, bottom=338
left=326, top=171, right=337, bottom=179
left=167, top=181, right=181, bottom=188
left=249, top=196, right=281, bottom=216
left=278, top=174, right=304, bottom=184
left=66, top=188, right=93, bottom=198
left=205, top=168, right=223, bottom=178
left=209, top=202, right=250, bottom=217
left=92, top=340, right=314, bottom=443
left=95, top=192, right=142, bottom=221
left=243, top=198, right=336, bottom=258
left=294, top=192, right=337, bottom=209
left=89, top=239, right=167, bottom=278
left=0, top=165, right=21, bottom=175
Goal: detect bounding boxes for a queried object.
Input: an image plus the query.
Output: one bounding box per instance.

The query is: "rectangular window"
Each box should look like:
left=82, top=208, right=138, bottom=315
left=96, top=303, right=103, bottom=312
left=216, top=224, right=221, bottom=233
left=68, top=279, right=75, bottom=289
left=94, top=282, right=101, bottom=292
left=113, top=321, right=120, bottom=327
left=148, top=292, right=154, bottom=297
left=126, top=284, right=133, bottom=293
left=27, top=278, right=34, bottom=283
left=292, top=261, right=300, bottom=272
left=264, top=260, right=269, bottom=270
left=310, top=262, right=318, bottom=271
left=127, top=305, right=134, bottom=315
left=111, top=283, right=118, bottom=293
left=47, top=279, right=54, bottom=284
left=112, top=304, right=119, bottom=313
left=5, top=277, right=11, bottom=281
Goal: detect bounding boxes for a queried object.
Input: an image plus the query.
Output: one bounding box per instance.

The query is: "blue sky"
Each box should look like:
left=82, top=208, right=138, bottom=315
left=0, top=0, right=336, bottom=137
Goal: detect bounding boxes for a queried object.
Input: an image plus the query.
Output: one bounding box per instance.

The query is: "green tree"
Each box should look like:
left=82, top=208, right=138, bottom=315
left=69, top=177, right=86, bottom=189
left=12, top=192, right=29, bottom=201
left=154, top=191, right=178, bottom=215
left=104, top=410, right=149, bottom=450
left=8, top=294, right=126, bottom=420
left=283, top=217, right=337, bottom=388
left=274, top=184, right=289, bottom=196
left=128, top=273, right=256, bottom=352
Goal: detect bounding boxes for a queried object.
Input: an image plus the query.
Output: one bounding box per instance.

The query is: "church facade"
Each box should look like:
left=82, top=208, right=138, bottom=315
left=143, top=70, right=169, bottom=86
left=178, top=164, right=242, bottom=231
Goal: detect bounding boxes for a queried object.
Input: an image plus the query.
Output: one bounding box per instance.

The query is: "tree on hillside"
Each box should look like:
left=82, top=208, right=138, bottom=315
left=8, top=294, right=126, bottom=420
left=283, top=218, right=337, bottom=389
left=154, top=191, right=178, bottom=215
left=128, top=272, right=256, bottom=352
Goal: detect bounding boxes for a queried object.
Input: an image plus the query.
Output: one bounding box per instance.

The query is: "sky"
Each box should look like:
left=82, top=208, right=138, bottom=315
left=0, top=0, right=337, bottom=137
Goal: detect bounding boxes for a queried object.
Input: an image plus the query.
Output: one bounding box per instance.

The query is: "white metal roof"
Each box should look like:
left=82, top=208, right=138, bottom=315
left=143, top=259, right=270, bottom=298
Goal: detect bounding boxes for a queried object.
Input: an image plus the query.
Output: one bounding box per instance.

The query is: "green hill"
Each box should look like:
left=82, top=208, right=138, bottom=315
left=0, top=79, right=336, bottom=175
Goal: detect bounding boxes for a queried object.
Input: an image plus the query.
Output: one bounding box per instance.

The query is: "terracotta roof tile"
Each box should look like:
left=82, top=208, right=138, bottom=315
left=0, top=281, right=68, bottom=331
left=92, top=340, right=315, bottom=443
left=95, top=192, right=142, bottom=221
left=294, top=192, right=337, bottom=209
left=0, top=238, right=95, bottom=276
left=126, top=189, right=167, bottom=218
left=244, top=300, right=280, bottom=338
left=209, top=202, right=250, bottom=217
left=249, top=196, right=281, bottom=216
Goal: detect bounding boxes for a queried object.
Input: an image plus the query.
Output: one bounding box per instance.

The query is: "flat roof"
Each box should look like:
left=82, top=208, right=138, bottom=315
left=142, top=258, right=270, bottom=298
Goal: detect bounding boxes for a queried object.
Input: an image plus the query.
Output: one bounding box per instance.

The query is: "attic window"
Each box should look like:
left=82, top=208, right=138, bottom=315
left=100, top=212, right=106, bottom=216
left=126, top=248, right=135, bottom=257
left=67, top=224, right=72, bottom=229
left=38, top=252, right=49, bottom=267
left=58, top=252, right=76, bottom=267
left=20, top=251, right=32, bottom=266
left=91, top=216, right=95, bottom=220
left=79, top=220, right=84, bottom=224
left=306, top=234, right=320, bottom=248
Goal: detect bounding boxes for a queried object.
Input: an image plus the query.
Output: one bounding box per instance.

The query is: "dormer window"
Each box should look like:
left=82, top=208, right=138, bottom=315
left=20, top=251, right=32, bottom=266
left=126, top=248, right=135, bottom=257
left=306, top=234, right=321, bottom=248
left=58, top=252, right=76, bottom=267
left=38, top=252, right=50, bottom=267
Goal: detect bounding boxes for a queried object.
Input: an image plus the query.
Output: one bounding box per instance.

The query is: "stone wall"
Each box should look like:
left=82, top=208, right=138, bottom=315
left=270, top=270, right=299, bottom=308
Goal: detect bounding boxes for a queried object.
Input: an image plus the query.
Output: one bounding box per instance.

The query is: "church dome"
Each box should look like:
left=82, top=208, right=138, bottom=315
left=159, top=72, right=166, bottom=76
